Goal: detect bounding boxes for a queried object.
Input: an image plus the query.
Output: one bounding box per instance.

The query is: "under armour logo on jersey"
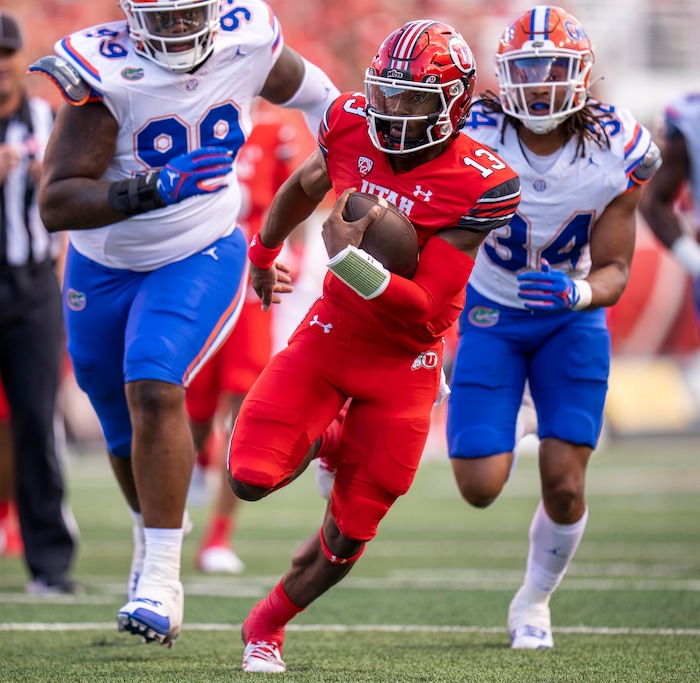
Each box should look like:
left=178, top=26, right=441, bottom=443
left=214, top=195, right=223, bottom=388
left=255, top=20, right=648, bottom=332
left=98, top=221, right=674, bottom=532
left=413, top=185, right=433, bottom=201
left=411, top=351, right=439, bottom=370
left=202, top=247, right=219, bottom=260
left=358, top=156, right=374, bottom=177
left=310, top=315, right=333, bottom=333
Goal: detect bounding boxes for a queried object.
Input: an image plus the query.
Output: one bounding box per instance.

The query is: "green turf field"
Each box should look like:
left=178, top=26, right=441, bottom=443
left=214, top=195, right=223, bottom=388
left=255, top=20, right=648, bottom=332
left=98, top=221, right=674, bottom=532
left=1, top=436, right=699, bottom=682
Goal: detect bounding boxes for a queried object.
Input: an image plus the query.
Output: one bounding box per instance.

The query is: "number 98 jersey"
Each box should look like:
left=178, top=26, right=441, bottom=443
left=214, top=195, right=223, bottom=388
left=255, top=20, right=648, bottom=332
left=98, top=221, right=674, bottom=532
left=53, top=1, right=283, bottom=271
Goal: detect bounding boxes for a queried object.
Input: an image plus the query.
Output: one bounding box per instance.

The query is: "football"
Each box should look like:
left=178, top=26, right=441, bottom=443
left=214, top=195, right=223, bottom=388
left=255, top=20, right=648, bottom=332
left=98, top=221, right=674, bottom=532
left=342, top=192, right=419, bottom=279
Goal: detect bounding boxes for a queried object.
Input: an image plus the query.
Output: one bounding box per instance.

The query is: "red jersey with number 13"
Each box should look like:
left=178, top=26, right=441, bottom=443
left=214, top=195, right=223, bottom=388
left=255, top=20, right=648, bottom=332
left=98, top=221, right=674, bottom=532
left=317, top=91, right=520, bottom=350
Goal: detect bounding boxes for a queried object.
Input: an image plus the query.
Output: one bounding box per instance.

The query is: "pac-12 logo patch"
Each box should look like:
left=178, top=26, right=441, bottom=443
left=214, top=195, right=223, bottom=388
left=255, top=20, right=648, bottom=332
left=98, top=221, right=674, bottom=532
left=468, top=306, right=499, bottom=327
left=358, top=156, right=374, bottom=177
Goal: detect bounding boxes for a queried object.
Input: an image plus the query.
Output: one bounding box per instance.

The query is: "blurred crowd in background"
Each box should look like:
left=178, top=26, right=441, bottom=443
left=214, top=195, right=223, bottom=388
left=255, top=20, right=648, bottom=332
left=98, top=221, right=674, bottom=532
left=6, top=0, right=700, bottom=443
left=11, top=0, right=700, bottom=122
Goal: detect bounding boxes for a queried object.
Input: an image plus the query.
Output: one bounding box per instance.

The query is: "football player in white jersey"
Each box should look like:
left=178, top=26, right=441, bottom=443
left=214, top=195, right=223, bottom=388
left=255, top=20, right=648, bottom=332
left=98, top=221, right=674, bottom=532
left=640, top=93, right=700, bottom=334
left=446, top=5, right=661, bottom=649
left=33, top=0, right=338, bottom=648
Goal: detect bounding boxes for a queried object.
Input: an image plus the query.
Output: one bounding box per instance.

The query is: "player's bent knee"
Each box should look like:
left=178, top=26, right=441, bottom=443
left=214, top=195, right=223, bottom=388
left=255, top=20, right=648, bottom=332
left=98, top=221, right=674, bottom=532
left=451, top=457, right=508, bottom=508
left=227, top=471, right=270, bottom=501
left=457, top=482, right=500, bottom=509
left=543, top=486, right=581, bottom=520
left=454, top=475, right=502, bottom=508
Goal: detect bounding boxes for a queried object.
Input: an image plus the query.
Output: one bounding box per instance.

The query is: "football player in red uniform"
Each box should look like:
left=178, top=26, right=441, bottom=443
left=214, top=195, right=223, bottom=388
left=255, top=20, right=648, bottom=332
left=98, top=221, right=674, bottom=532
left=227, top=20, right=521, bottom=673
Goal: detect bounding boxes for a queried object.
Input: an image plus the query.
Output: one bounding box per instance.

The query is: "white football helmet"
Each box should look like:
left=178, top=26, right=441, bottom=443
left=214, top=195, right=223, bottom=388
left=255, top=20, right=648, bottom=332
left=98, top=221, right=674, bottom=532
left=496, top=5, right=594, bottom=134
left=119, top=0, right=219, bottom=73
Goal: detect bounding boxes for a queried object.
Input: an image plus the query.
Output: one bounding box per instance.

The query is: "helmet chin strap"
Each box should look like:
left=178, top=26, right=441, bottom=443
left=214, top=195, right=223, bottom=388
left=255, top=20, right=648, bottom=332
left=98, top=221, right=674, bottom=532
left=522, top=117, right=562, bottom=135
left=384, top=111, right=442, bottom=151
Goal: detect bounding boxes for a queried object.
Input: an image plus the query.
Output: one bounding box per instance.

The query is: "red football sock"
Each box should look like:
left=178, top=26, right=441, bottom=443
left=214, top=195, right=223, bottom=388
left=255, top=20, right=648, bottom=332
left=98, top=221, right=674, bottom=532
left=202, top=513, right=233, bottom=548
left=0, top=501, right=23, bottom=555
left=242, top=581, right=303, bottom=649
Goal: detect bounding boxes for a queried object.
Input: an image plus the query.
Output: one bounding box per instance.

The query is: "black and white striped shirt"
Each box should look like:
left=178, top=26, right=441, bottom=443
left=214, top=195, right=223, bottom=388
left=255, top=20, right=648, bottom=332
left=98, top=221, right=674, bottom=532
left=0, top=95, right=61, bottom=268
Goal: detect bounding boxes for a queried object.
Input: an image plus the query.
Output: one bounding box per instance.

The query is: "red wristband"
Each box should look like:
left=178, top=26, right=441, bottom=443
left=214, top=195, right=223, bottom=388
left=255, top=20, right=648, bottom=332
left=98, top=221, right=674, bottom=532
left=248, top=232, right=283, bottom=270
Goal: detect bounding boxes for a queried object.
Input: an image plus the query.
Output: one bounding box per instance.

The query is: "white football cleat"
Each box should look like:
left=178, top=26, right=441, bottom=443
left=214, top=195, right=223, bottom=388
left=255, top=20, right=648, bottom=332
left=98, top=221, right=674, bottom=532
left=508, top=586, right=554, bottom=649
left=197, top=545, right=245, bottom=574
left=242, top=640, right=286, bottom=673
left=117, top=579, right=184, bottom=648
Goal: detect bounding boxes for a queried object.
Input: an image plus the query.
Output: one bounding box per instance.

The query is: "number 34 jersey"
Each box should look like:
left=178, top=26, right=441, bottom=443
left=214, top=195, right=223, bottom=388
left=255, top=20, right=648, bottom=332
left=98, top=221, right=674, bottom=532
left=463, top=100, right=656, bottom=309
left=53, top=1, right=284, bottom=271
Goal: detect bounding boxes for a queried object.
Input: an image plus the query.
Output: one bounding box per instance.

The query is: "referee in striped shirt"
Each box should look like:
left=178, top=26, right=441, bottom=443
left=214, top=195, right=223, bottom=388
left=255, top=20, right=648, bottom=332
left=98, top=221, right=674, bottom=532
left=0, top=10, right=80, bottom=594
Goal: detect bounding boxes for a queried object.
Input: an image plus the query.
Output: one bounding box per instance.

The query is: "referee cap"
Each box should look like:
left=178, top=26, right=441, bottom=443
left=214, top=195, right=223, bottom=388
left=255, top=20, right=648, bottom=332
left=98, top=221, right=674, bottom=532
left=0, top=11, right=24, bottom=52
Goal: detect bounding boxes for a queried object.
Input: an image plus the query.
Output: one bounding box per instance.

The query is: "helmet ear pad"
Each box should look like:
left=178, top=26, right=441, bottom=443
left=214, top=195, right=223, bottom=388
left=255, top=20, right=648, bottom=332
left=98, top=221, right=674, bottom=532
left=364, top=20, right=477, bottom=154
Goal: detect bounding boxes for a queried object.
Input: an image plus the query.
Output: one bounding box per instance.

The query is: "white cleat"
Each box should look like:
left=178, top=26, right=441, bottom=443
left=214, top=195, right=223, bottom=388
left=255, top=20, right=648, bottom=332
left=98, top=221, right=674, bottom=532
left=508, top=586, right=554, bottom=649
left=242, top=640, right=286, bottom=673
left=197, top=545, right=245, bottom=574
left=117, top=580, right=184, bottom=648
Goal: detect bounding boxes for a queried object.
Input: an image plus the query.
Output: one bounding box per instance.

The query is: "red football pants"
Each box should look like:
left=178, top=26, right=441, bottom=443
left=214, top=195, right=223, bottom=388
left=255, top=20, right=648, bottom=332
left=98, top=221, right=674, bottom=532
left=227, top=298, right=443, bottom=541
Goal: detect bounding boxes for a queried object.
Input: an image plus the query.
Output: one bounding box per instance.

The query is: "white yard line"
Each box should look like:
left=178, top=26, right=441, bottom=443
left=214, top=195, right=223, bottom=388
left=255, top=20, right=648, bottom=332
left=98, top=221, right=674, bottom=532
left=1, top=622, right=699, bottom=636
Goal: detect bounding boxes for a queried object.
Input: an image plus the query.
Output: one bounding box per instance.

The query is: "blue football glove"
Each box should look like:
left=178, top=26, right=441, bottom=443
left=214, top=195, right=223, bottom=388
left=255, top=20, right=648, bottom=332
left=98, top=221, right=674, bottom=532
left=517, top=258, right=581, bottom=310
left=156, top=146, right=233, bottom=205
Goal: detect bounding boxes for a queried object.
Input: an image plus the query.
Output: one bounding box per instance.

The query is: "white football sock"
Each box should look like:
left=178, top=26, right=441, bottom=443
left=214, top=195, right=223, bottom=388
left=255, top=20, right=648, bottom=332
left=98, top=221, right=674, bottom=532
left=523, top=500, right=588, bottom=597
left=142, top=527, right=184, bottom=584
left=130, top=509, right=144, bottom=539
left=126, top=510, right=146, bottom=601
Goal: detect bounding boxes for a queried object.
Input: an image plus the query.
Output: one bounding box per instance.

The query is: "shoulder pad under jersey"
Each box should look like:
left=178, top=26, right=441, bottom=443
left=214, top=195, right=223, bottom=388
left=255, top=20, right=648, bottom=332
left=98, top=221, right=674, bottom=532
left=28, top=55, right=91, bottom=106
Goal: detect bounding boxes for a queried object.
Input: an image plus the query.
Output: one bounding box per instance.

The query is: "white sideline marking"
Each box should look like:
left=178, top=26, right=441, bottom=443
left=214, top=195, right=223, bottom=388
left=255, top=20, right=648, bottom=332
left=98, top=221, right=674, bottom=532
left=0, top=622, right=698, bottom=636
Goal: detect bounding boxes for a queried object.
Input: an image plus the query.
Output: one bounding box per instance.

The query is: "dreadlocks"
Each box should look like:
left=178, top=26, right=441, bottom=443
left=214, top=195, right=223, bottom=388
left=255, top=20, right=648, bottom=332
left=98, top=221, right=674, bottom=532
left=474, top=90, right=612, bottom=160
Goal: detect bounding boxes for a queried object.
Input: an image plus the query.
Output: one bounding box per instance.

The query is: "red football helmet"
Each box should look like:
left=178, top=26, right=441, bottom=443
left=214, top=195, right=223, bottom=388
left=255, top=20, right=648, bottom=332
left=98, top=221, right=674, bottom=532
left=120, top=0, right=219, bottom=73
left=496, top=5, right=594, bottom=134
left=365, top=20, right=477, bottom=154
